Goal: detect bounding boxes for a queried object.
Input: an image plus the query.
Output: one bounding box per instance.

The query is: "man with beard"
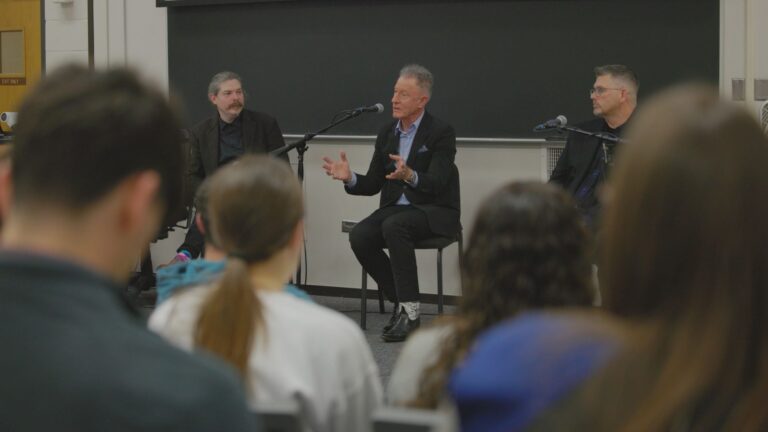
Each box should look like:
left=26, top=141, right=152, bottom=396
left=173, top=71, right=288, bottom=262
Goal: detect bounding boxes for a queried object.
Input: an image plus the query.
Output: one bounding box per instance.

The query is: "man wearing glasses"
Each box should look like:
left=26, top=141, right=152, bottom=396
left=550, top=64, right=638, bottom=232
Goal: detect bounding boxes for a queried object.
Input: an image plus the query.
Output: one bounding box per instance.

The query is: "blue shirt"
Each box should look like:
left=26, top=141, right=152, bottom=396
left=346, top=111, right=423, bottom=204
left=449, top=313, right=620, bottom=432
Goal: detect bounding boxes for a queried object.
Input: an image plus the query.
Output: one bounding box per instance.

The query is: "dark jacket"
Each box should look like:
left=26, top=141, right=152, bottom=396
left=186, top=109, right=287, bottom=205
left=345, top=111, right=461, bottom=237
left=549, top=118, right=626, bottom=230
left=0, top=251, right=258, bottom=432
left=549, top=118, right=608, bottom=195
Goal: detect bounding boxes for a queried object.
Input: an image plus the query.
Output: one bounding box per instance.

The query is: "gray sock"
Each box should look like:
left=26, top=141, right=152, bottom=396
left=400, top=302, right=420, bottom=320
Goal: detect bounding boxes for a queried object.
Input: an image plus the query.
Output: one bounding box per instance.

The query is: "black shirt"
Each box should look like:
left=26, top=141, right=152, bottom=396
left=218, top=113, right=244, bottom=166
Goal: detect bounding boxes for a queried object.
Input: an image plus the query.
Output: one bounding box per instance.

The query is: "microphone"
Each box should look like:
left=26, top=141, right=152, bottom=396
left=352, top=103, right=384, bottom=114
left=533, top=115, right=567, bottom=132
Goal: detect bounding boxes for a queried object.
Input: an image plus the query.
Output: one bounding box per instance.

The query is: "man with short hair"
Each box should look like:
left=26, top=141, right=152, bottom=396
left=174, top=71, right=287, bottom=261
left=0, top=65, right=257, bottom=431
left=550, top=64, right=639, bottom=230
left=323, top=64, right=461, bottom=342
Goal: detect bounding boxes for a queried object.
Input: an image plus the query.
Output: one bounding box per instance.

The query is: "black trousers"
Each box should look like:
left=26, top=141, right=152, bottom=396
left=349, top=205, right=435, bottom=303
left=177, top=213, right=204, bottom=259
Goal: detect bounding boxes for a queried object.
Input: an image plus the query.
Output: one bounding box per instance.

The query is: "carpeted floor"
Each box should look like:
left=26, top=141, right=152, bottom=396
left=135, top=289, right=455, bottom=391
left=310, top=294, right=455, bottom=387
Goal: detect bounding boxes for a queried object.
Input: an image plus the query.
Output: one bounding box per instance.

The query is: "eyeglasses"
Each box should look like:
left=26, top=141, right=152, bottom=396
left=590, top=87, right=623, bottom=96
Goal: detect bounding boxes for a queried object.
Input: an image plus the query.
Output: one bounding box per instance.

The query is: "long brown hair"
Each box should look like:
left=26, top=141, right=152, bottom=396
left=194, top=155, right=303, bottom=379
left=574, top=84, right=768, bottom=431
left=409, top=182, right=594, bottom=408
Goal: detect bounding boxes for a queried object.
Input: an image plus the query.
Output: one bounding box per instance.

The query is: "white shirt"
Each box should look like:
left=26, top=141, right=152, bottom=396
left=149, top=285, right=383, bottom=432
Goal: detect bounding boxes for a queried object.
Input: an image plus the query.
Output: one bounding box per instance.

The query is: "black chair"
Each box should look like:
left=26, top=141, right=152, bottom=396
left=343, top=221, right=462, bottom=330
left=253, top=400, right=305, bottom=432
left=372, top=407, right=453, bottom=432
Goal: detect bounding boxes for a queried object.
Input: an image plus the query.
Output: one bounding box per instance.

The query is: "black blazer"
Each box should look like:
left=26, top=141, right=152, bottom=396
left=0, top=252, right=257, bottom=432
left=346, top=111, right=461, bottom=237
left=186, top=109, right=287, bottom=204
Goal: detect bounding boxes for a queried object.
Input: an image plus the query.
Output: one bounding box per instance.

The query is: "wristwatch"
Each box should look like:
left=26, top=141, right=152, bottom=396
left=405, top=170, right=417, bottom=185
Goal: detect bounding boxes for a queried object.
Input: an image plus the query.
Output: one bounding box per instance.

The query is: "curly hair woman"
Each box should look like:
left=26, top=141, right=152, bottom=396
left=387, top=181, right=594, bottom=408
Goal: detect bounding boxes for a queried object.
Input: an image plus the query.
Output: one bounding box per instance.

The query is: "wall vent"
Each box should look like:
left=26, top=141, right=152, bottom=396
left=547, top=146, right=564, bottom=178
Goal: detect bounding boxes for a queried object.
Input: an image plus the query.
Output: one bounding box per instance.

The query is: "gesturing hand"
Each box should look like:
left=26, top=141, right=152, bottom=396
left=384, top=154, right=414, bottom=182
left=322, top=151, right=352, bottom=182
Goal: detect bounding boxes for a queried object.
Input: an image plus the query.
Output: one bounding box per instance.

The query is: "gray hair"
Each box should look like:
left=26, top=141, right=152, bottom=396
left=399, top=64, right=434, bottom=97
left=208, top=71, right=243, bottom=96
left=594, top=64, right=639, bottom=95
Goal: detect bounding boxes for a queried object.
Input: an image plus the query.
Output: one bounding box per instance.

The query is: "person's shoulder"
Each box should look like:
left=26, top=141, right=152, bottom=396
left=423, top=111, right=454, bottom=131
left=465, top=310, right=623, bottom=379
left=189, top=115, right=218, bottom=135
left=573, top=118, right=605, bottom=131
left=78, top=315, right=254, bottom=430
left=262, top=292, right=367, bottom=343
left=132, top=347, right=254, bottom=431
left=149, top=283, right=213, bottom=341
left=242, top=109, right=278, bottom=125
left=376, top=118, right=399, bottom=136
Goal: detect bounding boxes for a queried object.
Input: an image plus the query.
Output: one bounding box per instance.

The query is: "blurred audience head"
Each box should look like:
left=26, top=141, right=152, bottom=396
left=411, top=181, right=594, bottom=408
left=578, top=83, right=768, bottom=430
left=1, top=64, right=184, bottom=280
left=194, top=155, right=303, bottom=379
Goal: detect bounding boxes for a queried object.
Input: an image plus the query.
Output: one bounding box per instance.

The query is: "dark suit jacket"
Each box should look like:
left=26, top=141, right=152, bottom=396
left=186, top=109, right=287, bottom=205
left=0, top=251, right=257, bottom=432
left=346, top=111, right=461, bottom=237
left=549, top=118, right=607, bottom=195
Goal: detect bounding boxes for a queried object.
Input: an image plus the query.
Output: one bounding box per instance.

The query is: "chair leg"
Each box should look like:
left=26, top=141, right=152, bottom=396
left=377, top=285, right=385, bottom=313
left=458, top=233, right=464, bottom=295
left=361, top=268, right=367, bottom=330
left=437, top=248, right=444, bottom=314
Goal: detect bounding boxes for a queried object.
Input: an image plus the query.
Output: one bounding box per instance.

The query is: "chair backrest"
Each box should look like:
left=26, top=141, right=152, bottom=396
left=372, top=407, right=452, bottom=432
left=253, top=399, right=305, bottom=432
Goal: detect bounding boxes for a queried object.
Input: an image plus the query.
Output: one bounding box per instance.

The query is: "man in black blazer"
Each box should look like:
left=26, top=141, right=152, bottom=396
left=550, top=65, right=638, bottom=232
left=174, top=71, right=287, bottom=261
left=0, top=65, right=257, bottom=431
left=323, top=65, right=460, bottom=342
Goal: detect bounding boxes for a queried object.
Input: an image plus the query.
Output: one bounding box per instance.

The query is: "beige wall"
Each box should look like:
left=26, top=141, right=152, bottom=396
left=720, top=0, right=768, bottom=118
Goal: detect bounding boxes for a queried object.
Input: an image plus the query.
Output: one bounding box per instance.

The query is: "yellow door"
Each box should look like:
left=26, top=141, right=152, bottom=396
left=0, top=0, right=42, bottom=132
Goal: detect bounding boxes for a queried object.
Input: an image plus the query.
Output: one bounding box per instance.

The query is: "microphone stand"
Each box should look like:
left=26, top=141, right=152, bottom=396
left=555, top=125, right=623, bottom=165
left=270, top=108, right=370, bottom=287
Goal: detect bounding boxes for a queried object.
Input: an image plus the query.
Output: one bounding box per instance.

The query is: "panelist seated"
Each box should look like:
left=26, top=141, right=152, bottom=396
left=323, top=64, right=461, bottom=343
left=150, top=155, right=383, bottom=432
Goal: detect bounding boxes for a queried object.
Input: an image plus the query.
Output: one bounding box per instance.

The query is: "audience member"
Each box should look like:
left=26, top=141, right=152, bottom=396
left=0, top=65, right=257, bottom=431
left=452, top=83, right=768, bottom=432
left=149, top=155, right=382, bottom=432
left=388, top=182, right=594, bottom=409
left=155, top=174, right=311, bottom=304
left=527, top=83, right=768, bottom=431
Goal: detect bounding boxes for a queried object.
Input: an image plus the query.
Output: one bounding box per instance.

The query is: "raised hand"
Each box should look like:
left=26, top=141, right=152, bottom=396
left=322, top=151, right=352, bottom=182
left=385, top=154, right=414, bottom=181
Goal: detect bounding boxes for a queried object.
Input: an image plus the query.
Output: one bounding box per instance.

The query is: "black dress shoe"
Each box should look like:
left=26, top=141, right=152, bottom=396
left=381, top=313, right=420, bottom=343
left=382, top=307, right=401, bottom=334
